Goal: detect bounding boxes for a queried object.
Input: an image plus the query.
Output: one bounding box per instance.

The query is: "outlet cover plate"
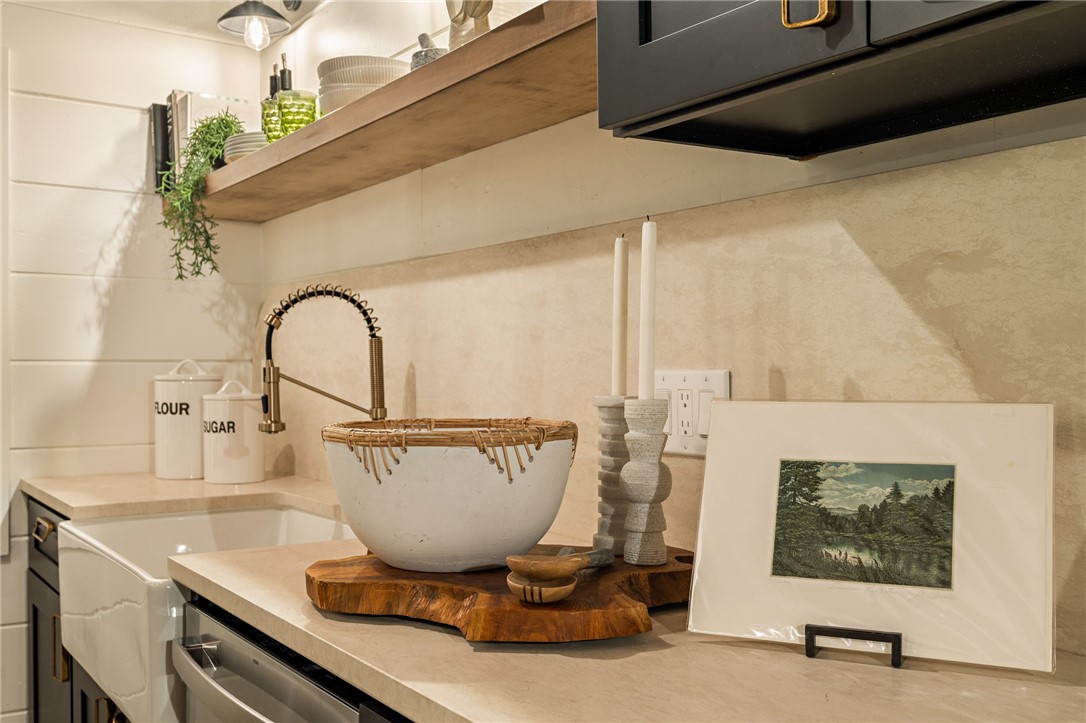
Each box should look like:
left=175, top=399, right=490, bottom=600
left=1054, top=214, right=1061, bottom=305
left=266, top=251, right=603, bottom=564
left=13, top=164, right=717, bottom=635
left=655, top=369, right=730, bottom=457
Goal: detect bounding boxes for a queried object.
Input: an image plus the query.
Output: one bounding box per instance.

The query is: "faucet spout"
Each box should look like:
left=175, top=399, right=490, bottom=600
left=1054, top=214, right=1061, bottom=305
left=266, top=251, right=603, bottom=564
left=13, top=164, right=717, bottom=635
left=259, top=284, right=387, bottom=434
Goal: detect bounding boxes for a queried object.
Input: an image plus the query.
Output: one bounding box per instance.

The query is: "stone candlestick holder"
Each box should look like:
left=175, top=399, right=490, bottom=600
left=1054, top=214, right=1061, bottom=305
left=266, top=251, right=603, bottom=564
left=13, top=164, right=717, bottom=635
left=592, top=395, right=630, bottom=556
left=620, top=398, right=672, bottom=565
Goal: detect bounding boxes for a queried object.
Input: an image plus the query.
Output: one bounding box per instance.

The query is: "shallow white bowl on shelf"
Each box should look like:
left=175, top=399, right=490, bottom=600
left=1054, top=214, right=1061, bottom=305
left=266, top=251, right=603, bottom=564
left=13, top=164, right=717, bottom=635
left=225, top=151, right=257, bottom=163
left=224, top=142, right=267, bottom=152
left=317, top=55, right=409, bottom=84
left=319, top=84, right=381, bottom=113
left=224, top=141, right=267, bottom=151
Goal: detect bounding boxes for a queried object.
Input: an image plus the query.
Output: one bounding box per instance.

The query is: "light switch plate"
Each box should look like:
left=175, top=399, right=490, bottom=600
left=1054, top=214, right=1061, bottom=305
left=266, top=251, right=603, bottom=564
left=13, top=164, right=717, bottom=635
left=655, top=370, right=731, bottom=457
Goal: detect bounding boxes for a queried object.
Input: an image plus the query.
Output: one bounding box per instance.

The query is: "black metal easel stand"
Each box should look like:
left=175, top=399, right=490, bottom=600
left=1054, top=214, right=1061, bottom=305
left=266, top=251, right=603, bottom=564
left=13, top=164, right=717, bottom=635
left=804, top=624, right=904, bottom=668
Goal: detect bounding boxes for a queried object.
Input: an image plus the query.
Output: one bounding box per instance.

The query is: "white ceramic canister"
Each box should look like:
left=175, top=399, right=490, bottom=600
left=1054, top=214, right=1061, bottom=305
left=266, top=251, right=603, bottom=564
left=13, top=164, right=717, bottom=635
left=154, top=360, right=222, bottom=479
left=202, top=380, right=265, bottom=485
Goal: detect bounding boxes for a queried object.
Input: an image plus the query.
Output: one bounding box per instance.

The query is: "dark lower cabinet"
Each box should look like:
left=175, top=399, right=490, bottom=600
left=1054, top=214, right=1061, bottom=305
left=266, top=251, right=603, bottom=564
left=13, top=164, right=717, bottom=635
left=72, top=661, right=127, bottom=723
left=27, top=569, right=71, bottom=723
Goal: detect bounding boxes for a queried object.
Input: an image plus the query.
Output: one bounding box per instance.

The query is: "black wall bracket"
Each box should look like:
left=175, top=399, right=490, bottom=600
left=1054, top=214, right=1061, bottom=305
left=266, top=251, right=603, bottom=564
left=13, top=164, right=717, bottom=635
left=804, top=624, right=904, bottom=668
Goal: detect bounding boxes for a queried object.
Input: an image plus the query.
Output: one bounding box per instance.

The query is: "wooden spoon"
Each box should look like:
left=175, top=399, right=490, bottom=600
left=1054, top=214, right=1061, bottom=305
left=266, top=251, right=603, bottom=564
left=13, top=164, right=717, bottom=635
left=506, top=573, right=577, bottom=603
left=506, top=548, right=614, bottom=582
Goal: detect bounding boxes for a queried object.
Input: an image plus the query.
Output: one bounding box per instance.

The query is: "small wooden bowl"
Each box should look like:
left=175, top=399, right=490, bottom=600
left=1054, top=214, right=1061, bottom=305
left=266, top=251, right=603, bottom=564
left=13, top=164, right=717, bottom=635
left=506, top=573, right=577, bottom=603
left=506, top=553, right=590, bottom=581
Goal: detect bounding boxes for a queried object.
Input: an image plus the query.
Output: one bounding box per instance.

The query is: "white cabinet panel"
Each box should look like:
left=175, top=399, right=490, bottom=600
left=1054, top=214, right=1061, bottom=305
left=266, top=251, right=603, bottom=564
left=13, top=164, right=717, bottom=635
left=0, top=625, right=27, bottom=713
left=0, top=538, right=27, bottom=626
left=0, top=711, right=27, bottom=723
left=10, top=184, right=262, bottom=282
left=10, top=361, right=251, bottom=449
left=1, top=3, right=259, bottom=108
left=10, top=95, right=150, bottom=192
left=11, top=275, right=262, bottom=361
left=6, top=493, right=27, bottom=538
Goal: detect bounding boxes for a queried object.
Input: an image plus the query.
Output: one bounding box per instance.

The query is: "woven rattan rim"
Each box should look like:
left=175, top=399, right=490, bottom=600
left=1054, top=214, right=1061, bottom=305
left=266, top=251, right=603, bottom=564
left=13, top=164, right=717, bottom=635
left=323, top=417, right=576, bottom=448
left=322, top=418, right=578, bottom=483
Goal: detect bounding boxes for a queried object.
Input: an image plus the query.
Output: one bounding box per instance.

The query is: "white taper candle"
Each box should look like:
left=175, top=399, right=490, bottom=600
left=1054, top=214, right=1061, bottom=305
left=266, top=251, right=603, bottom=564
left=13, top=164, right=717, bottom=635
left=638, top=219, right=657, bottom=400
left=612, top=236, right=629, bottom=396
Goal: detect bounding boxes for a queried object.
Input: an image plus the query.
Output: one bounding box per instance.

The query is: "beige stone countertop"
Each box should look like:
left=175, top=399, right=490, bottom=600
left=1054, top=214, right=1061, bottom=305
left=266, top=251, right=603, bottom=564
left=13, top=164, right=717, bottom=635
left=18, top=472, right=340, bottom=520
left=169, top=538, right=1085, bottom=723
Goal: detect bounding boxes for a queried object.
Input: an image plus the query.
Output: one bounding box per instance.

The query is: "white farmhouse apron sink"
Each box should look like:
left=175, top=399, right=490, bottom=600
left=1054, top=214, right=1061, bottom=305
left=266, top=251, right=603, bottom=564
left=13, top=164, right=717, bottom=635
left=58, top=507, right=351, bottom=723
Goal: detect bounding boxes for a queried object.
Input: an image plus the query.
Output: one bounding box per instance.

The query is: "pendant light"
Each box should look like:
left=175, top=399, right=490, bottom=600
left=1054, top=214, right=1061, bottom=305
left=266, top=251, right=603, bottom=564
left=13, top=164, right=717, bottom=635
left=218, top=1, right=293, bottom=51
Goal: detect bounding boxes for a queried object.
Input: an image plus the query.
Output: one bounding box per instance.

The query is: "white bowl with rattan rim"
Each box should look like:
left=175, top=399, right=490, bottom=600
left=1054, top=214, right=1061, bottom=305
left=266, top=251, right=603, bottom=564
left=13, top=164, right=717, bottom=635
left=323, top=418, right=577, bottom=572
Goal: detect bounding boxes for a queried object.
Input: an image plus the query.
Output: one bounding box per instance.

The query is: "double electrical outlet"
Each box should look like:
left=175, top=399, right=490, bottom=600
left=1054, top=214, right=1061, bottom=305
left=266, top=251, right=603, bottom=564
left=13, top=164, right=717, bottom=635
left=654, top=369, right=731, bottom=457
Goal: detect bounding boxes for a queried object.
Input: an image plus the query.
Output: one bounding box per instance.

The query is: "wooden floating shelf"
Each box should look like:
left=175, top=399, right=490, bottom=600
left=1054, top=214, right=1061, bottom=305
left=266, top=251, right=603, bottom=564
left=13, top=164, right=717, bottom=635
left=203, top=0, right=598, bottom=223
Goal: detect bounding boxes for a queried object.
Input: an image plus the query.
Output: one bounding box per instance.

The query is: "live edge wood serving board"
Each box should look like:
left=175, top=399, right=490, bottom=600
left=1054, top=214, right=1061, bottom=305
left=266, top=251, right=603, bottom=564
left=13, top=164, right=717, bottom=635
left=305, top=545, right=693, bottom=643
left=202, top=0, right=598, bottom=223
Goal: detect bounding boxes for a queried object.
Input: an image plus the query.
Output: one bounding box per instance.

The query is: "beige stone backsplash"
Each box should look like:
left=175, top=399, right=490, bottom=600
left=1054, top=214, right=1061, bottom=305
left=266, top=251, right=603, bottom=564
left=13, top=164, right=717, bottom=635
left=259, top=137, right=1085, bottom=654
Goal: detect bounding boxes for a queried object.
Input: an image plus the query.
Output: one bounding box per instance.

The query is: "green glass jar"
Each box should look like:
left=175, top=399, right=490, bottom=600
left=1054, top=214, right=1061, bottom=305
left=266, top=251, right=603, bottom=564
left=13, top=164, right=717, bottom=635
left=261, top=97, right=283, bottom=142
left=277, top=90, right=317, bottom=135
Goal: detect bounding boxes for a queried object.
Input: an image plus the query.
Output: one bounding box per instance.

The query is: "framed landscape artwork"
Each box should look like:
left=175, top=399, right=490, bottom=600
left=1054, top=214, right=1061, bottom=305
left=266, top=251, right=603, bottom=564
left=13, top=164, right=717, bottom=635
left=688, top=401, right=1053, bottom=671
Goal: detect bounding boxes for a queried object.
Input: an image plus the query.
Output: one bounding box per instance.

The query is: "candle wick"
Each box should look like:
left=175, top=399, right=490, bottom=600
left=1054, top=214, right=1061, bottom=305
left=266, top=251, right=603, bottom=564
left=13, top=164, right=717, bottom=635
left=646, top=215, right=650, bottom=222
left=621, top=233, right=625, bottom=238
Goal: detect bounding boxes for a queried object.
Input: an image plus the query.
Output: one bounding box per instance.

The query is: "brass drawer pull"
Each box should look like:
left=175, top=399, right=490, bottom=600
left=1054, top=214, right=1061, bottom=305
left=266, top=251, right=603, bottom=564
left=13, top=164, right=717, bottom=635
left=32, top=516, right=56, bottom=544
left=781, top=0, right=837, bottom=29
left=51, top=614, right=71, bottom=682
left=94, top=697, right=109, bottom=723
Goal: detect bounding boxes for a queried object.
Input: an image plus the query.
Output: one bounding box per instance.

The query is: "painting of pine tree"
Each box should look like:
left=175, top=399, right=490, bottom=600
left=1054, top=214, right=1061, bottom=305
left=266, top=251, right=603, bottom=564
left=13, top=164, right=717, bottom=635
left=772, top=460, right=954, bottom=588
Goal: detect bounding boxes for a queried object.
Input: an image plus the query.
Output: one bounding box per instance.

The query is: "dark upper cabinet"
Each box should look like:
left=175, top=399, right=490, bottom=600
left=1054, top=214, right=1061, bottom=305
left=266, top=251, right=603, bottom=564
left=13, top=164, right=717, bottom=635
left=597, top=0, right=1086, bottom=158
left=868, top=0, right=1007, bottom=44
left=597, top=0, right=872, bottom=128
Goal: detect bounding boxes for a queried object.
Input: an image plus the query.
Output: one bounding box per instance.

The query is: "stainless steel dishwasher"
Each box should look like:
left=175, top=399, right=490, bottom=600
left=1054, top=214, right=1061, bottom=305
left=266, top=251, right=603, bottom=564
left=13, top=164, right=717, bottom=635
left=172, top=598, right=408, bottom=723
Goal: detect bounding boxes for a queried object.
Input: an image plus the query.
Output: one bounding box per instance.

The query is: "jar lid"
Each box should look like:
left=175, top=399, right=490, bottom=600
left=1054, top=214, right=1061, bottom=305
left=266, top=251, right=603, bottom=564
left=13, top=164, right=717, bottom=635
left=154, top=359, right=222, bottom=382
left=203, top=379, right=261, bottom=402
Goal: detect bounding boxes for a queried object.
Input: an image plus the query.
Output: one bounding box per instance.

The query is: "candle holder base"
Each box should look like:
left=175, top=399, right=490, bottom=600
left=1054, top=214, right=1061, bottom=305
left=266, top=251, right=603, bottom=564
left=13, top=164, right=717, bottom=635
left=593, top=395, right=630, bottom=556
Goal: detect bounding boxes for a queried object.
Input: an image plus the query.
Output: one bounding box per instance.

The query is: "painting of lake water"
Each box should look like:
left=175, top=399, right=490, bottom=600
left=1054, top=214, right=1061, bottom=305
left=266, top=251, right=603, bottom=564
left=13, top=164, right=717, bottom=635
left=772, top=460, right=955, bottom=589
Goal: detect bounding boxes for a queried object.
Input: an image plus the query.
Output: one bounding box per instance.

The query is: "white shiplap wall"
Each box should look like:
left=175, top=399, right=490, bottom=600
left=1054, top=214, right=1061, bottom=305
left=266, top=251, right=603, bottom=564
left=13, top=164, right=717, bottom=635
left=0, top=5, right=263, bottom=719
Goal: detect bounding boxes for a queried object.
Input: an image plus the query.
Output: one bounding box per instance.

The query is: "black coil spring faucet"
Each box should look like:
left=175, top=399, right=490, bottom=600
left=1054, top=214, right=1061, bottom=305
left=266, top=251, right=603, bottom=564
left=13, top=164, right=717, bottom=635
left=260, top=284, right=387, bottom=433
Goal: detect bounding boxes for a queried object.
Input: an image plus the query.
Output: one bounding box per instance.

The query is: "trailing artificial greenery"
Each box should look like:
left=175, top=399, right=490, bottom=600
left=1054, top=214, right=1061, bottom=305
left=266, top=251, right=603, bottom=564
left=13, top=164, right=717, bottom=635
left=158, top=110, right=242, bottom=280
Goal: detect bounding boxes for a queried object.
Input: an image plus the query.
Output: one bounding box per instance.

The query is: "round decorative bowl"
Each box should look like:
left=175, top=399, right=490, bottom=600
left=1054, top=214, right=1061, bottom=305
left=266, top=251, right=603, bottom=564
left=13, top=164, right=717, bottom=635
left=316, top=55, right=410, bottom=84
left=318, top=84, right=381, bottom=114
left=322, top=418, right=578, bottom=572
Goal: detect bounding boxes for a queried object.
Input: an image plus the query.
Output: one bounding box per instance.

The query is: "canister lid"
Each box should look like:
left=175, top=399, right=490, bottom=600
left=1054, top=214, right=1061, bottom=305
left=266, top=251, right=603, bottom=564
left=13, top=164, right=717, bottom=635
left=203, top=379, right=261, bottom=401
left=154, top=359, right=222, bottom=382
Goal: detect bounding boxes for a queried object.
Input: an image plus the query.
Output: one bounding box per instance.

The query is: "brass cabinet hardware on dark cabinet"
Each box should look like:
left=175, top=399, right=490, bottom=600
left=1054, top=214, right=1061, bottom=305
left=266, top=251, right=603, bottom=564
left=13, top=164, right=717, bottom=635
left=781, top=0, right=837, bottom=29
left=32, top=516, right=56, bottom=544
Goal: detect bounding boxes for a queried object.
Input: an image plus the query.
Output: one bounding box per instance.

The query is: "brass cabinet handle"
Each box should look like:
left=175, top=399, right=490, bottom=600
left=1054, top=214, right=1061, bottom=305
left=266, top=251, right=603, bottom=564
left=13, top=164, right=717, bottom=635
left=32, top=516, right=56, bottom=544
left=781, top=0, right=837, bottom=29
left=94, top=697, right=109, bottom=723
left=51, top=614, right=71, bottom=682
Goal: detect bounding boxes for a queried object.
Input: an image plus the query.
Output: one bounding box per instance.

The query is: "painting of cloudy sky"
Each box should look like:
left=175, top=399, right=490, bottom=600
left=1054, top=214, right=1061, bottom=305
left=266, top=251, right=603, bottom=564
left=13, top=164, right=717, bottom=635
left=818, top=461, right=954, bottom=513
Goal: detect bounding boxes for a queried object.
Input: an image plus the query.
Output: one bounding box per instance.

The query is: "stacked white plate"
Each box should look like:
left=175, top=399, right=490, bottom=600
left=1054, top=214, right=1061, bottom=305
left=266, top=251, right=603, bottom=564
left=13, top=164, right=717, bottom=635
left=317, top=55, right=409, bottom=114
left=223, top=131, right=267, bottom=163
